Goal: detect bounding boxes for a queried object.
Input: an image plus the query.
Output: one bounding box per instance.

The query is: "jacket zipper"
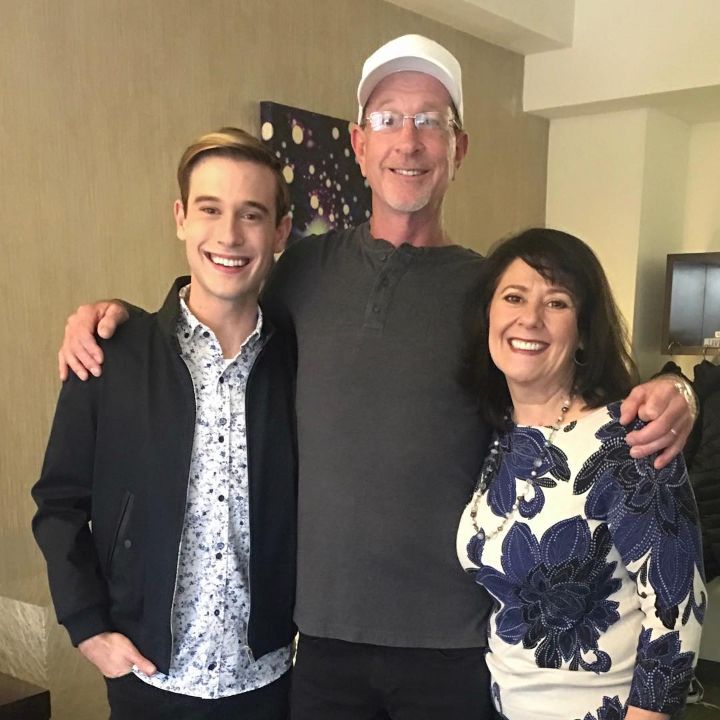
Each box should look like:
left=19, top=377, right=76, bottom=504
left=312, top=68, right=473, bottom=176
left=168, top=358, right=198, bottom=662
left=243, top=330, right=273, bottom=660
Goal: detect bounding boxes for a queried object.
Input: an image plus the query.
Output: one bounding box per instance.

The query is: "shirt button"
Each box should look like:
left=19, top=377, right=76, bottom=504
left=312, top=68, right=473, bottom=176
left=372, top=305, right=380, bottom=314
left=214, top=609, right=220, bottom=616
left=123, top=539, right=132, bottom=549
left=218, top=435, right=224, bottom=443
left=203, top=331, right=210, bottom=338
left=219, top=376, right=224, bottom=384
left=218, top=494, right=225, bottom=502
left=380, top=253, right=388, bottom=263
left=208, top=662, right=216, bottom=671
left=215, top=552, right=222, bottom=560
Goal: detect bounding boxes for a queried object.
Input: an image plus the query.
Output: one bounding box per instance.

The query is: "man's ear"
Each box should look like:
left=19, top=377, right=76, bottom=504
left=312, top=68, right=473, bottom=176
left=454, top=130, right=469, bottom=173
left=350, top=123, right=368, bottom=178
left=173, top=199, right=187, bottom=241
left=274, top=214, right=292, bottom=253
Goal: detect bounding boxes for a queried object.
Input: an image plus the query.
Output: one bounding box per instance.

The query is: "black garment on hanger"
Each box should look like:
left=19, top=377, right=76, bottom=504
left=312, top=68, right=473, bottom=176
left=688, top=359, right=720, bottom=582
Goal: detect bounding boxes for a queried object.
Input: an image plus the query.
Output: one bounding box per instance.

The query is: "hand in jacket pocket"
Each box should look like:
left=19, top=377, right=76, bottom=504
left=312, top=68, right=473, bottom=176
left=79, top=631, right=156, bottom=678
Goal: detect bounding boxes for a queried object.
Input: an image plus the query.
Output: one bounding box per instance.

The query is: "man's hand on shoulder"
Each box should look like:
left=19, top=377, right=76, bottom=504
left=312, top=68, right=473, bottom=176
left=58, top=301, right=129, bottom=381
left=78, top=631, right=156, bottom=678
left=620, top=375, right=697, bottom=469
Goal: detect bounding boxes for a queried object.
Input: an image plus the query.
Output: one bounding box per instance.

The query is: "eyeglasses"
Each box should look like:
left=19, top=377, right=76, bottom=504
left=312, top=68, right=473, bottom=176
left=364, top=110, right=459, bottom=133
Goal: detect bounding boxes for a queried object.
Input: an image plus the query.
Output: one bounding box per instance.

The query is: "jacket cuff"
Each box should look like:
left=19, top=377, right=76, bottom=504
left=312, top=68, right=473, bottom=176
left=63, top=605, right=113, bottom=647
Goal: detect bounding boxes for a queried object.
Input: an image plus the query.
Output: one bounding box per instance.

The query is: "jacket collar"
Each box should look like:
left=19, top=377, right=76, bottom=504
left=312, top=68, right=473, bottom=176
left=156, top=276, right=275, bottom=347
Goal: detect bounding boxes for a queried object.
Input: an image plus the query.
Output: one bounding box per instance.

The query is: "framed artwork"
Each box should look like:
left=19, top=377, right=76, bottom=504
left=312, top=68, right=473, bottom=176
left=260, top=101, right=371, bottom=240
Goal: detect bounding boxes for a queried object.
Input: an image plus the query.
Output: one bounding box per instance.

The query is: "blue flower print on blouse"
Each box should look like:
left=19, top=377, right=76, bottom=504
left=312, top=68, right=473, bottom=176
left=628, top=628, right=695, bottom=714
left=487, top=426, right=571, bottom=521
left=574, top=402, right=705, bottom=629
left=476, top=517, right=621, bottom=671
left=577, top=695, right=625, bottom=720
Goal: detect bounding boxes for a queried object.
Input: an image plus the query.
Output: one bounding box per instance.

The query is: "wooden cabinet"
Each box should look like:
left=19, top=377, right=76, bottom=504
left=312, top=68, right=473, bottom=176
left=0, top=673, right=50, bottom=720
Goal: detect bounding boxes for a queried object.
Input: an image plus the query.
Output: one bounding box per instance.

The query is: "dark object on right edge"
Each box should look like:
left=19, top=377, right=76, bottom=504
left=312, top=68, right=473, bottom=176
left=658, top=359, right=720, bottom=581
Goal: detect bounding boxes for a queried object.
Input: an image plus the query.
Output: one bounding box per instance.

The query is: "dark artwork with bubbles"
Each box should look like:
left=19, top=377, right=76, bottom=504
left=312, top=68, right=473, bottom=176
left=260, top=102, right=371, bottom=241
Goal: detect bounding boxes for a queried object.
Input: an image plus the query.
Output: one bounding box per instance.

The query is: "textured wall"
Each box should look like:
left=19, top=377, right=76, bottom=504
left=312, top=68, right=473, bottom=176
left=0, top=1, right=547, bottom=717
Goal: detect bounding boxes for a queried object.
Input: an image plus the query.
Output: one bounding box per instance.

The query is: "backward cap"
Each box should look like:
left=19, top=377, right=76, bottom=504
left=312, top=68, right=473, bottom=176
left=357, top=34, right=463, bottom=125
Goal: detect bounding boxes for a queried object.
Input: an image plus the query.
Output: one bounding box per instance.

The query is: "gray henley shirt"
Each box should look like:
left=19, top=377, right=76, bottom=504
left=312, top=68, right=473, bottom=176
left=263, top=222, right=492, bottom=648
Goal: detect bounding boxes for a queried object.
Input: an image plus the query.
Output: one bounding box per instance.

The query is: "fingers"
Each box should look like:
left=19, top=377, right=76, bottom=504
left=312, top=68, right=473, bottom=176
left=626, top=407, right=688, bottom=450
left=59, top=303, right=108, bottom=380
left=78, top=632, right=127, bottom=677
left=622, top=374, right=694, bottom=467
left=58, top=349, right=69, bottom=383
left=57, top=300, right=129, bottom=380
left=625, top=413, right=672, bottom=447
left=66, top=332, right=104, bottom=380
left=97, top=302, right=129, bottom=340
left=627, top=395, right=688, bottom=440
left=626, top=402, right=692, bottom=468
left=628, top=430, right=685, bottom=468
left=129, top=650, right=157, bottom=677
left=78, top=632, right=155, bottom=678
left=652, top=439, right=686, bottom=469
left=119, top=636, right=156, bottom=677
left=618, top=387, right=644, bottom=426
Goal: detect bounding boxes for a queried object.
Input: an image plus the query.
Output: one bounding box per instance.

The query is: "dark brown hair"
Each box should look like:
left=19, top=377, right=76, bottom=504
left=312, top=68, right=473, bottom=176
left=465, top=228, right=639, bottom=428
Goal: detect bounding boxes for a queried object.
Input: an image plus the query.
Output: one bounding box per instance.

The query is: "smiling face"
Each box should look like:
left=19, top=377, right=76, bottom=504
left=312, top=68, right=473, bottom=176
left=174, top=155, right=290, bottom=318
left=350, top=71, right=467, bottom=225
left=488, top=258, right=580, bottom=402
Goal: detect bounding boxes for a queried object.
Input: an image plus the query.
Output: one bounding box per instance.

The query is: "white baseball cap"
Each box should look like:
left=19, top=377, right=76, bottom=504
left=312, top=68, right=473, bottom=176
left=357, top=34, right=463, bottom=125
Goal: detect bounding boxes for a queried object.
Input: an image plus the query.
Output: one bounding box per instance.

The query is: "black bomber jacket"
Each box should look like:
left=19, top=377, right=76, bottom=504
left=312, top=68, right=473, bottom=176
left=32, top=277, right=297, bottom=674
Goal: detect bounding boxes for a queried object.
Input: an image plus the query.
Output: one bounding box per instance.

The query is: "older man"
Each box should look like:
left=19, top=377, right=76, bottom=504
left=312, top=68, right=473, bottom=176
left=57, top=35, right=695, bottom=719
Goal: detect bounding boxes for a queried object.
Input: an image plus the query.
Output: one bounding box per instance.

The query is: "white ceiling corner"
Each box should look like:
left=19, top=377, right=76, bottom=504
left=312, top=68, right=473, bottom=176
left=383, top=0, right=575, bottom=55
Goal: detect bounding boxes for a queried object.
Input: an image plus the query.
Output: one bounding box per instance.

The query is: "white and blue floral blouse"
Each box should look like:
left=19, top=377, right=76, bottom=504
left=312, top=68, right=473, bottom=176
left=457, top=402, right=705, bottom=720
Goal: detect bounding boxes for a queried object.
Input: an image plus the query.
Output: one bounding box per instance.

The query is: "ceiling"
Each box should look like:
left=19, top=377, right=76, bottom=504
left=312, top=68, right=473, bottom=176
left=385, top=0, right=720, bottom=124
left=383, top=0, right=575, bottom=55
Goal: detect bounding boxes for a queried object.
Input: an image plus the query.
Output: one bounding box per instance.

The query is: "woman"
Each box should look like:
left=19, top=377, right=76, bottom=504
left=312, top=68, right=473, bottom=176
left=457, top=228, right=705, bottom=720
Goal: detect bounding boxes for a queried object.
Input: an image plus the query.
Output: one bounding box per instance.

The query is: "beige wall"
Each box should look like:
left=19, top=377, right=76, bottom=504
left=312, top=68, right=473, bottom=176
left=683, top=120, right=720, bottom=252
left=1, top=1, right=548, bottom=717
left=546, top=105, right=720, bottom=662
left=632, top=110, right=690, bottom=376
left=545, top=108, right=697, bottom=379
left=524, top=0, right=720, bottom=113
left=545, top=109, right=648, bottom=339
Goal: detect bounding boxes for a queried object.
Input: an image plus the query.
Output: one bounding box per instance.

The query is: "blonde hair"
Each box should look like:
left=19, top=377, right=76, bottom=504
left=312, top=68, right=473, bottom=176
left=177, top=127, right=290, bottom=224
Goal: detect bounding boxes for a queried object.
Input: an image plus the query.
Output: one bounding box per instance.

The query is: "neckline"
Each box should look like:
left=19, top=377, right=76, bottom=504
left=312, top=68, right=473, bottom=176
left=510, top=404, right=610, bottom=433
left=357, top=221, right=466, bottom=255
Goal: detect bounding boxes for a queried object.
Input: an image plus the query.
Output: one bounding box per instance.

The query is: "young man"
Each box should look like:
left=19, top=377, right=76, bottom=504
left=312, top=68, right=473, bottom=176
left=33, top=128, right=296, bottom=720
left=56, top=37, right=696, bottom=719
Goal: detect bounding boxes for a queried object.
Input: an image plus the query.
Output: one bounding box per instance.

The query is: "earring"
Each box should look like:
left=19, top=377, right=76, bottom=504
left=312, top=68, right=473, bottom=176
left=574, top=347, right=587, bottom=366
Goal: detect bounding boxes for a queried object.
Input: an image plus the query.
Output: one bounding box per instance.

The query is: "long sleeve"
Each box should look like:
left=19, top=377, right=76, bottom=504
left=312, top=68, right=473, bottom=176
left=587, top=443, right=705, bottom=715
left=31, top=372, right=112, bottom=646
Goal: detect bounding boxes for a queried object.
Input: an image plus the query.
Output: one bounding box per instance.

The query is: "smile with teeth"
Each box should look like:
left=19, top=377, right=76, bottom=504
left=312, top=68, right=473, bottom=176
left=207, top=253, right=250, bottom=268
left=510, top=339, right=547, bottom=351
left=391, top=168, right=426, bottom=176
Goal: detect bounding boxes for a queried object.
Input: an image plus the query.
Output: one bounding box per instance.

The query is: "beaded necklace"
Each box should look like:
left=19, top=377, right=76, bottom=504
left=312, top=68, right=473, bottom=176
left=470, top=396, right=572, bottom=542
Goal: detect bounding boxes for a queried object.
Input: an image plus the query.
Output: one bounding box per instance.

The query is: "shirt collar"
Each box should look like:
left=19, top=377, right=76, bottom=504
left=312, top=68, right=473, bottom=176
left=177, top=283, right=264, bottom=358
